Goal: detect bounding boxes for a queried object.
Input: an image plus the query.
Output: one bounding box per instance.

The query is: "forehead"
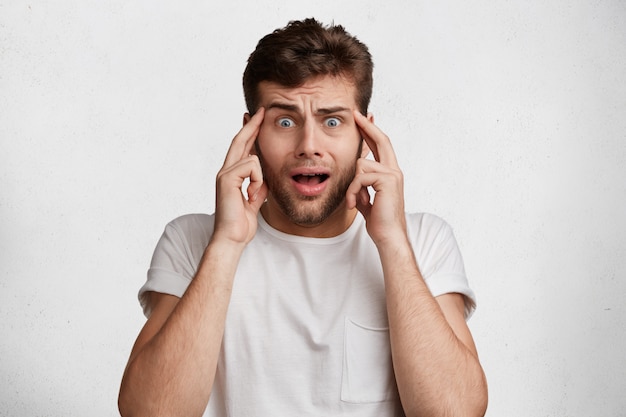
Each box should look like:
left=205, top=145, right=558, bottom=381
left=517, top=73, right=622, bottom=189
left=257, top=75, right=358, bottom=109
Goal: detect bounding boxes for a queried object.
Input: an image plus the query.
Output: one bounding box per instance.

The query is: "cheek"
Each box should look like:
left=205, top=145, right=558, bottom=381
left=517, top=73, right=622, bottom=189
left=257, top=124, right=294, bottom=153
left=255, top=125, right=271, bottom=152
left=255, top=129, right=282, bottom=163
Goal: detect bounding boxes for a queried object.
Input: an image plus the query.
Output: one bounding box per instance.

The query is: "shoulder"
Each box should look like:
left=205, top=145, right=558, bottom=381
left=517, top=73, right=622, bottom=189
left=154, top=213, right=216, bottom=263
left=141, top=214, right=215, bottom=317
left=166, top=212, right=215, bottom=230
left=405, top=212, right=455, bottom=241
left=405, top=212, right=475, bottom=316
left=404, top=212, right=464, bottom=275
left=163, top=213, right=215, bottom=240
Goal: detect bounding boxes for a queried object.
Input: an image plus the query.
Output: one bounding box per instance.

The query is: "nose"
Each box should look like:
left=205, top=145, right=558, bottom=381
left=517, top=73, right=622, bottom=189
left=295, top=119, right=323, bottom=158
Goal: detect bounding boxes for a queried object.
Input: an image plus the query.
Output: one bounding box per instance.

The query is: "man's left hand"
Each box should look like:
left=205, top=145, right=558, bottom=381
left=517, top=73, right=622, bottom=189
left=347, top=111, right=407, bottom=247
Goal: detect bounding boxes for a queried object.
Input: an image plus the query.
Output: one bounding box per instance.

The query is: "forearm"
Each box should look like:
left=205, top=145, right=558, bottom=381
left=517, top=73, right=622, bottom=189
left=378, top=239, right=487, bottom=417
left=119, top=239, right=244, bottom=417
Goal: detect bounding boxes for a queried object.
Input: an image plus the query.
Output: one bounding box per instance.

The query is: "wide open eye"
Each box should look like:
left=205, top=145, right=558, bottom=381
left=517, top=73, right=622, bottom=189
left=324, top=117, right=342, bottom=128
left=277, top=117, right=295, bottom=128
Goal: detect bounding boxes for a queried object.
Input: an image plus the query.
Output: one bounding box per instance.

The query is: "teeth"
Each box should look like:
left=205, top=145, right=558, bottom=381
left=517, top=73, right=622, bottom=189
left=293, top=173, right=328, bottom=185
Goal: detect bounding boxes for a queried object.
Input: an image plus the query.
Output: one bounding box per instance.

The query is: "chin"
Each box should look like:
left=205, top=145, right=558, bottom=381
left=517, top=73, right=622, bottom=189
left=284, top=196, right=346, bottom=226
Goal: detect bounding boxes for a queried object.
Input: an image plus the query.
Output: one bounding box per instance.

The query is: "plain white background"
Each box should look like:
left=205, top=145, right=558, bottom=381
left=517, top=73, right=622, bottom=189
left=1, top=1, right=625, bottom=415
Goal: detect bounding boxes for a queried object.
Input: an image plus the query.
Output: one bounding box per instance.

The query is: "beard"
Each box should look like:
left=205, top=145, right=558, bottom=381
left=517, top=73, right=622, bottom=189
left=256, top=143, right=362, bottom=226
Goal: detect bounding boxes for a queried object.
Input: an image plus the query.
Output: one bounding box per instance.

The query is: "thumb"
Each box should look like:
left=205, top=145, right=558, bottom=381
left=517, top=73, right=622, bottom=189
left=355, top=186, right=371, bottom=218
left=248, top=182, right=268, bottom=212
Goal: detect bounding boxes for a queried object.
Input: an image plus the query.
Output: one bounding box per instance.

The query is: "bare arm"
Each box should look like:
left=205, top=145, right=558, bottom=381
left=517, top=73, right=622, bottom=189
left=118, top=109, right=268, bottom=417
left=347, top=111, right=488, bottom=417
left=378, top=240, right=487, bottom=417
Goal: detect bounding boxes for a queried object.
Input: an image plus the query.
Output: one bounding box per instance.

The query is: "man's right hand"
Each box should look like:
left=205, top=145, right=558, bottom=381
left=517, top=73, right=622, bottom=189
left=119, top=109, right=269, bottom=417
left=212, top=108, right=268, bottom=246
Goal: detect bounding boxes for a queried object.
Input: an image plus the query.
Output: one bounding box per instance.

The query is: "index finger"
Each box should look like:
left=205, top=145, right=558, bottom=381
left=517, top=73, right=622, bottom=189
left=353, top=110, right=399, bottom=167
left=222, top=107, right=265, bottom=169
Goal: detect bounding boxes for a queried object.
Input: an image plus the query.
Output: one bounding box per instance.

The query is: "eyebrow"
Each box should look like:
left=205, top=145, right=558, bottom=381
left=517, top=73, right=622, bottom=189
left=266, top=102, right=351, bottom=116
left=266, top=102, right=299, bottom=113
left=316, top=106, right=351, bottom=116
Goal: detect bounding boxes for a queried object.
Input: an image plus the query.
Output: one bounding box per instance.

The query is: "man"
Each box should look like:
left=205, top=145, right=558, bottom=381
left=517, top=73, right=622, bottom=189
left=119, top=18, right=487, bottom=417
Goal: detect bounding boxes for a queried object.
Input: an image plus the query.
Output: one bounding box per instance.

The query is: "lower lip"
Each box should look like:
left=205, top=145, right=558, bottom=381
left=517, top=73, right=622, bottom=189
left=291, top=177, right=329, bottom=197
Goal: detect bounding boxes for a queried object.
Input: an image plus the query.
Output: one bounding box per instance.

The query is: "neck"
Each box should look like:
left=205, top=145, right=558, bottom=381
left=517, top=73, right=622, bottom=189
left=260, top=199, right=359, bottom=238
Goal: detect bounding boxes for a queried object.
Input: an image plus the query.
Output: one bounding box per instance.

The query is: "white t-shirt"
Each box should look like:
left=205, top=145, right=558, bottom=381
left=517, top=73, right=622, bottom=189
left=139, top=212, right=476, bottom=416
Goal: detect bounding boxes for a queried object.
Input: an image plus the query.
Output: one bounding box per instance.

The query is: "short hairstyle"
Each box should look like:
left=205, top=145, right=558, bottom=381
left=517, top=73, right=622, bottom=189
left=243, top=18, right=373, bottom=114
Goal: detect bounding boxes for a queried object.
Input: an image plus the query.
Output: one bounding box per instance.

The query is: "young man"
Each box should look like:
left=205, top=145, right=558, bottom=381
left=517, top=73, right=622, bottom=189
left=119, top=18, right=487, bottom=417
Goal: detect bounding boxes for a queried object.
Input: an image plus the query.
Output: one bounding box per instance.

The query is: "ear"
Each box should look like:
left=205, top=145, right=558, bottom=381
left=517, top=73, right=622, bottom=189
left=359, top=112, right=375, bottom=158
left=360, top=138, right=371, bottom=158
left=243, top=113, right=259, bottom=156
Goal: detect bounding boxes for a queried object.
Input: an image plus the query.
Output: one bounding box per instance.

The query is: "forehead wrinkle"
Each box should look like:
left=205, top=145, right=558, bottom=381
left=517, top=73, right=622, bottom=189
left=260, top=77, right=357, bottom=116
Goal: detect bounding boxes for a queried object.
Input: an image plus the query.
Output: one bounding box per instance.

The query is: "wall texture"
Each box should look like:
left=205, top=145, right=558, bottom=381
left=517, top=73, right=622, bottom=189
left=1, top=1, right=625, bottom=415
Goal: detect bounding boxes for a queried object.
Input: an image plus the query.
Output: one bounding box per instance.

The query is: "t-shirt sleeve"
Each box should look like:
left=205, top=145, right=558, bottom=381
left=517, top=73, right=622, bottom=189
left=408, top=213, right=477, bottom=319
left=138, top=214, right=213, bottom=317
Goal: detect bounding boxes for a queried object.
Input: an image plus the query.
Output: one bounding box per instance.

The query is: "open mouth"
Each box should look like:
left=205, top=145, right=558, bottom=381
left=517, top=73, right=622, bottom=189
left=292, top=173, right=329, bottom=185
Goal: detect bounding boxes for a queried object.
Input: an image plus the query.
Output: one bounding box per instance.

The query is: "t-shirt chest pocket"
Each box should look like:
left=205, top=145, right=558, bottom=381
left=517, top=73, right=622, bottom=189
left=341, top=317, right=399, bottom=403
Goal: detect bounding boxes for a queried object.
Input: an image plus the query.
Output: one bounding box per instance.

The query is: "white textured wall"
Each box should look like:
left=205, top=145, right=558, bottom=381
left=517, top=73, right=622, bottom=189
left=1, top=1, right=625, bottom=416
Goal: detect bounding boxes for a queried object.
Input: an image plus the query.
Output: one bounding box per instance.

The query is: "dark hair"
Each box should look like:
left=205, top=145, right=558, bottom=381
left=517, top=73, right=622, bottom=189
left=243, top=18, right=373, bottom=114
